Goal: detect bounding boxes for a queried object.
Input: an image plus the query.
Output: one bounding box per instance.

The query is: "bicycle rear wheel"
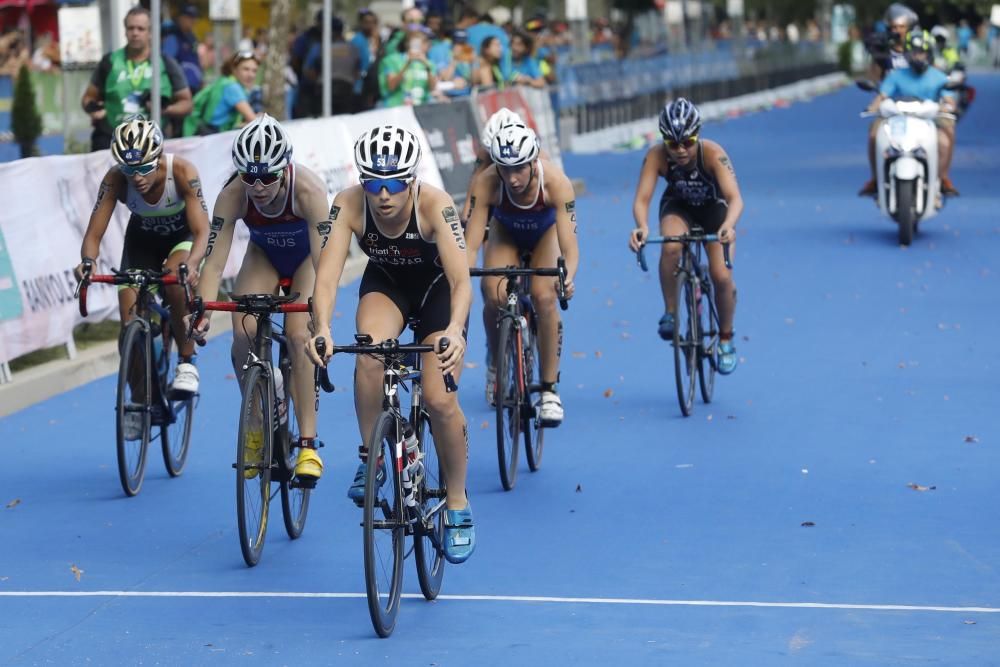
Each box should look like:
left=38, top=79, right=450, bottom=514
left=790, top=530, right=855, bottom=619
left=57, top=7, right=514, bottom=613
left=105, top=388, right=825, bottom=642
left=495, top=317, right=521, bottom=491
left=158, top=322, right=194, bottom=476
left=277, top=354, right=310, bottom=540
left=116, top=320, right=151, bottom=497
left=697, top=272, right=718, bottom=404
left=523, top=320, right=544, bottom=472
left=673, top=274, right=698, bottom=417
left=236, top=364, right=272, bottom=567
left=364, top=410, right=405, bottom=638
left=413, top=404, right=445, bottom=601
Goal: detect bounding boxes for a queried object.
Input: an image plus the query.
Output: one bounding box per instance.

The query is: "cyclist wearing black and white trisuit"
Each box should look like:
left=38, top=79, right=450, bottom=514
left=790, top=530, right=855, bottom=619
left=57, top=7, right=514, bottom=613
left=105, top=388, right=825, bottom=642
left=190, top=114, right=331, bottom=485
left=75, top=117, right=209, bottom=432
left=307, top=125, right=476, bottom=565
left=465, top=123, right=580, bottom=426
left=629, top=98, right=743, bottom=375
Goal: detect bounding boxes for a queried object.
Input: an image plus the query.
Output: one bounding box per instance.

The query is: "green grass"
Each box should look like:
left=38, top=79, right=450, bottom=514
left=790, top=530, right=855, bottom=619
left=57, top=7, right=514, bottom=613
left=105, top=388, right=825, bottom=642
left=9, top=321, right=121, bottom=373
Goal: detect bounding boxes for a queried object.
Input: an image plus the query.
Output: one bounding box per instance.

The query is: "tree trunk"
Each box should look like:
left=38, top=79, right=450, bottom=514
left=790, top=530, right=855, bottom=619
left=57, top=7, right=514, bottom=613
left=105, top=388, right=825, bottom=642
left=264, top=0, right=292, bottom=118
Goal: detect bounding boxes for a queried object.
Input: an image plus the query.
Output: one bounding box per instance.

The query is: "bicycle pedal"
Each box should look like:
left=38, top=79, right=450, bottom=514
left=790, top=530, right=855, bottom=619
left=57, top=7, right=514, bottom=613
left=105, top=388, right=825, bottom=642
left=292, top=475, right=318, bottom=490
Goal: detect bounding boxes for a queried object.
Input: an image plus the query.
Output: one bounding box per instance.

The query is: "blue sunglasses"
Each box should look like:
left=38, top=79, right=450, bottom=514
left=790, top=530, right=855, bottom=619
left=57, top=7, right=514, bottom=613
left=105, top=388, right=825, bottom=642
left=361, top=178, right=410, bottom=195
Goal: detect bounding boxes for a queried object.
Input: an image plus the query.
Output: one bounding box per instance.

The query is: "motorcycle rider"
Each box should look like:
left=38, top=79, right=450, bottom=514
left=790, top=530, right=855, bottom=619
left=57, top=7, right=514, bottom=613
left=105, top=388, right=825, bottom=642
left=860, top=29, right=960, bottom=198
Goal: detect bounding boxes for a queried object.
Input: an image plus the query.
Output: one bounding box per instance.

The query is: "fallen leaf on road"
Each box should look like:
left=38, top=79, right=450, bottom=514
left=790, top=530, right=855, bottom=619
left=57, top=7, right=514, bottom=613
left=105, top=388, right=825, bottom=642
left=5, top=499, right=20, bottom=509
left=70, top=564, right=84, bottom=582
left=907, top=483, right=936, bottom=492
left=464, top=361, right=479, bottom=369
left=571, top=351, right=586, bottom=359
left=225, top=374, right=236, bottom=380
left=963, top=620, right=977, bottom=625
left=480, top=421, right=489, bottom=430
left=727, top=415, right=737, bottom=420
left=602, top=389, right=613, bottom=398
left=801, top=521, right=815, bottom=527
left=594, top=350, right=603, bottom=359
left=575, top=484, right=582, bottom=493
left=964, top=435, right=979, bottom=443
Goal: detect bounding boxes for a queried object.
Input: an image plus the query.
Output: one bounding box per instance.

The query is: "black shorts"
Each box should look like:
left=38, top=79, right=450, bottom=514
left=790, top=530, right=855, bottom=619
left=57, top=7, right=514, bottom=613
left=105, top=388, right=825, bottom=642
left=659, top=195, right=728, bottom=235
left=359, top=265, right=464, bottom=342
left=120, top=218, right=192, bottom=272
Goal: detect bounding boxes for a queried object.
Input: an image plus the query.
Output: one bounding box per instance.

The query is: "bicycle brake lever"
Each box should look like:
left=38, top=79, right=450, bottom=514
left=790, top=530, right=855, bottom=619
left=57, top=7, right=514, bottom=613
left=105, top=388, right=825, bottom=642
left=437, top=337, right=458, bottom=393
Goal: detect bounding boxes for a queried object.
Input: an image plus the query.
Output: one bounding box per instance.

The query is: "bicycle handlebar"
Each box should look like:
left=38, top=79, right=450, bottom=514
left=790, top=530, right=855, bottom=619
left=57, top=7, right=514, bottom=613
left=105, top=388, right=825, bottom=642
left=76, top=265, right=190, bottom=318
left=470, top=256, right=570, bottom=311
left=636, top=235, right=732, bottom=272
left=187, top=293, right=310, bottom=347
left=314, top=336, right=458, bottom=393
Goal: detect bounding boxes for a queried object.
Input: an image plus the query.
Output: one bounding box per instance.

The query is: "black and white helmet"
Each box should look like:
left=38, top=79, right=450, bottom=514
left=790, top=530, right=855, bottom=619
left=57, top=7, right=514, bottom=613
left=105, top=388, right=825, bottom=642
left=232, top=114, right=292, bottom=174
left=490, top=124, right=539, bottom=167
left=481, top=108, right=525, bottom=150
left=354, top=125, right=421, bottom=180
left=111, top=116, right=163, bottom=166
left=659, top=98, right=702, bottom=142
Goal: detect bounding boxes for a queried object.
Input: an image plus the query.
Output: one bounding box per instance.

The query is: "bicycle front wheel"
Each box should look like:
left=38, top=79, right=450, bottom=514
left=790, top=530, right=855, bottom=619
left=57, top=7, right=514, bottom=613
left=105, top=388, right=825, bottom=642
left=495, top=317, right=521, bottom=490
left=697, top=272, right=718, bottom=405
left=673, top=274, right=698, bottom=417
left=364, top=410, right=405, bottom=638
left=159, top=323, right=194, bottom=476
left=277, top=355, right=310, bottom=540
left=413, top=406, right=445, bottom=601
left=236, top=364, right=273, bottom=567
left=116, top=320, right=151, bottom=497
left=523, top=323, right=544, bottom=472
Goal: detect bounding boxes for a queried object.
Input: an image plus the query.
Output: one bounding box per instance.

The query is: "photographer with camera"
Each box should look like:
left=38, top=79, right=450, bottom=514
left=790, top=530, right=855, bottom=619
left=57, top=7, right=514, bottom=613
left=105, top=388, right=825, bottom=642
left=864, top=3, right=919, bottom=82
left=81, top=6, right=192, bottom=151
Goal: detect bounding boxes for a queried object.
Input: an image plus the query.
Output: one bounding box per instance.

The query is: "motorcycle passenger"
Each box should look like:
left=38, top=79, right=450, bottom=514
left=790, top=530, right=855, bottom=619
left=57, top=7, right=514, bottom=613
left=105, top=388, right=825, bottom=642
left=860, top=29, right=960, bottom=198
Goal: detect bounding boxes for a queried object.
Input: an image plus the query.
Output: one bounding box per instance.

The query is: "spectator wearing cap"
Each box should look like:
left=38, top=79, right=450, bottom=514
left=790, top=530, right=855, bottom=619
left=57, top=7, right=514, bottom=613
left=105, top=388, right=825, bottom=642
left=163, top=4, right=203, bottom=93
left=509, top=29, right=545, bottom=88
left=81, top=6, right=192, bottom=150
left=435, top=28, right=474, bottom=97
left=303, top=16, right=360, bottom=115
left=182, top=50, right=259, bottom=136
left=379, top=27, right=436, bottom=107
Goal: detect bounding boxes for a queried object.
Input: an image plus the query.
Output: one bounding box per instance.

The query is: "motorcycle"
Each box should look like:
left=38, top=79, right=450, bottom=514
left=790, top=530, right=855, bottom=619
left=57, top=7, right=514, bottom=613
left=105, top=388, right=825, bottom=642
left=857, top=79, right=953, bottom=246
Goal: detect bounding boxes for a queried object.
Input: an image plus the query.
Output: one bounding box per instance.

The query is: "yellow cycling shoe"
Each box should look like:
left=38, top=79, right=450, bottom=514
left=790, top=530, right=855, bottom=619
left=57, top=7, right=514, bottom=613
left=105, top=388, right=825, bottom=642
left=294, top=447, right=323, bottom=484
left=243, top=430, right=265, bottom=480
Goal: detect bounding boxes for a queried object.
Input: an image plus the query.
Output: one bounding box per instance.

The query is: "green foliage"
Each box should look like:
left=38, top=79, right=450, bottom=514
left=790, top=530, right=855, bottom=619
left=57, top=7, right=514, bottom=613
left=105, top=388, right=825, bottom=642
left=838, top=39, right=853, bottom=73
left=10, top=64, right=42, bottom=158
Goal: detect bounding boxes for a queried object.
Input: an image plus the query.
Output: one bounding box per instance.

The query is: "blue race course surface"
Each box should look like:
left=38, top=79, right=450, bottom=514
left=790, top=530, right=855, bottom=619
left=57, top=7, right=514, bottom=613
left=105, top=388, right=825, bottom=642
left=2, top=74, right=999, bottom=664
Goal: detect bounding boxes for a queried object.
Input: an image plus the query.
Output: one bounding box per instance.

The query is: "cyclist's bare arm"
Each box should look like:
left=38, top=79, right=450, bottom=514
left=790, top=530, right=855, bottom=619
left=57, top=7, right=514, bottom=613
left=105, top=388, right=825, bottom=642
left=462, top=143, right=493, bottom=221
left=291, top=165, right=334, bottom=269
left=307, top=188, right=361, bottom=364
left=173, top=157, right=210, bottom=276
left=545, top=162, right=580, bottom=297
left=76, top=168, right=124, bottom=280
left=704, top=141, right=743, bottom=243
left=464, top=168, right=500, bottom=268
left=196, top=178, right=245, bottom=304
left=420, top=186, right=472, bottom=373
left=630, top=145, right=662, bottom=251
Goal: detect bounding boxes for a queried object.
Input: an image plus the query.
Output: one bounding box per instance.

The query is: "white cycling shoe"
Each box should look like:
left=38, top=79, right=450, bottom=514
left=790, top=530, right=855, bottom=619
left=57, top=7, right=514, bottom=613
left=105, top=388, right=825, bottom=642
left=537, top=391, right=564, bottom=427
left=171, top=362, right=200, bottom=394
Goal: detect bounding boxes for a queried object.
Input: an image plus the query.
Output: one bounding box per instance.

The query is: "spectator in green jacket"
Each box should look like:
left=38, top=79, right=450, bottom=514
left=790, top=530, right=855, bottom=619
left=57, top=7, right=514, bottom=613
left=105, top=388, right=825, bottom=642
left=379, top=28, right=436, bottom=107
left=182, top=51, right=259, bottom=136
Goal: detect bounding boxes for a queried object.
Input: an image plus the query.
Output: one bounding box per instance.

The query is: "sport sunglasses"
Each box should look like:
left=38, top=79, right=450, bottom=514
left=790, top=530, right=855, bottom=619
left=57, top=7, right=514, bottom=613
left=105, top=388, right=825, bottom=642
left=119, top=160, right=158, bottom=176
left=361, top=177, right=410, bottom=195
left=665, top=134, right=698, bottom=149
left=239, top=170, right=282, bottom=186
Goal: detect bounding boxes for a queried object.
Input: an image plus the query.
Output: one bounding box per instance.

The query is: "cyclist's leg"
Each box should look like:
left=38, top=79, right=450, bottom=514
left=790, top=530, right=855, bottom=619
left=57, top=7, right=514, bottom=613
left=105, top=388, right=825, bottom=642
left=527, top=224, right=562, bottom=386
left=162, top=241, right=195, bottom=360
left=657, top=202, right=690, bottom=319
left=354, top=270, right=406, bottom=449
left=481, top=220, right=521, bottom=371
left=415, top=277, right=470, bottom=514
left=287, top=258, right=317, bottom=439
left=230, top=244, right=279, bottom=381
left=700, top=202, right=736, bottom=337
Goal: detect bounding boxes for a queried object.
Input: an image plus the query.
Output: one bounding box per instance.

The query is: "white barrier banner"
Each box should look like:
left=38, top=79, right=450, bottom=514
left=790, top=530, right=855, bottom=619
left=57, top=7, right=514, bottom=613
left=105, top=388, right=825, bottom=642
left=0, top=106, right=440, bottom=364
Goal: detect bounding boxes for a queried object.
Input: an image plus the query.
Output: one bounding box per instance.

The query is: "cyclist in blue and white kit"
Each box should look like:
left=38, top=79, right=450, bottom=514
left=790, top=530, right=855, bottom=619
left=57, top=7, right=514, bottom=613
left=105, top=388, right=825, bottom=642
left=465, top=123, right=579, bottom=426
left=191, top=114, right=332, bottom=485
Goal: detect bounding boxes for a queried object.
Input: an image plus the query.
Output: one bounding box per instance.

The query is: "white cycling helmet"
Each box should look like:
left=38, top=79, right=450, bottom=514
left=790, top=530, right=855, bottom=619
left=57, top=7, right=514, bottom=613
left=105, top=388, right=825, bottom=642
left=490, top=124, right=540, bottom=167
left=111, top=116, right=163, bottom=166
left=354, top=125, right=421, bottom=180
left=480, top=107, right=525, bottom=150
left=232, top=113, right=292, bottom=174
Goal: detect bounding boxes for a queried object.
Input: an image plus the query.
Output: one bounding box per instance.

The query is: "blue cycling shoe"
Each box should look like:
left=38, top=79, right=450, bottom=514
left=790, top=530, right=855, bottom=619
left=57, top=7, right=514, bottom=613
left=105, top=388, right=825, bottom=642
left=657, top=313, right=675, bottom=340
left=347, top=458, right=385, bottom=506
left=718, top=341, right=738, bottom=375
left=443, top=503, right=476, bottom=564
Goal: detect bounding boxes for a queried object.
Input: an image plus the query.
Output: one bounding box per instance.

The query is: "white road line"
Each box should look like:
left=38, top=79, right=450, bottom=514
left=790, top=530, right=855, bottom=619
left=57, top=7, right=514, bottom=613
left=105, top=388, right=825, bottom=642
left=0, top=591, right=997, bottom=613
